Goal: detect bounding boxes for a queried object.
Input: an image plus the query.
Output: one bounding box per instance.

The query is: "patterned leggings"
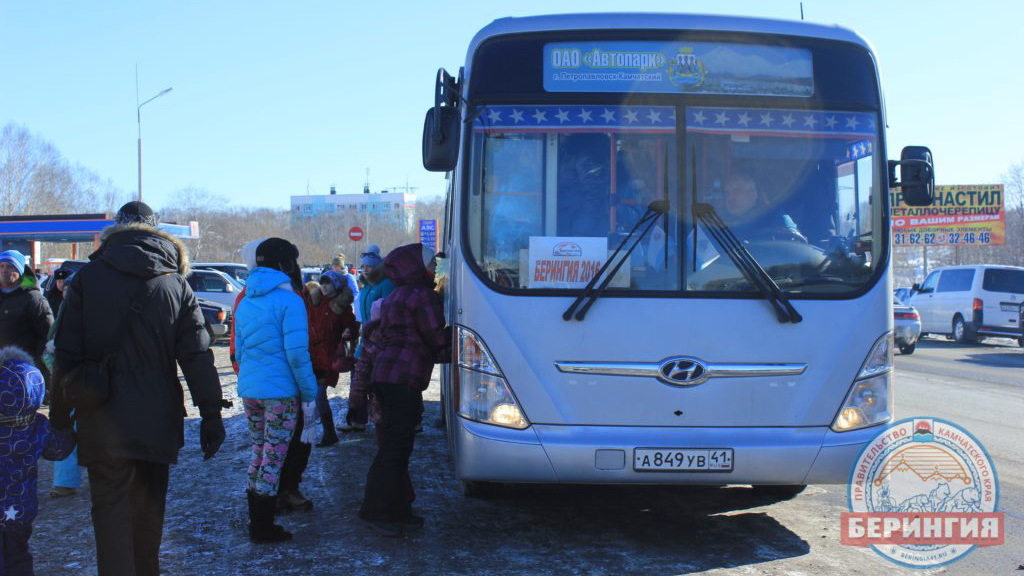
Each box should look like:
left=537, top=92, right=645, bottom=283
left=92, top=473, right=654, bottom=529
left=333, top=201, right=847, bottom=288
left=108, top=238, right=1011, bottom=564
left=243, top=397, right=298, bottom=496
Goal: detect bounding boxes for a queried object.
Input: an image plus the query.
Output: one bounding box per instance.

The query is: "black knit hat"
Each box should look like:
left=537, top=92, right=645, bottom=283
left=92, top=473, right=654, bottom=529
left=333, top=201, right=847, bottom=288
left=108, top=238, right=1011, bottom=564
left=255, top=238, right=299, bottom=273
left=115, top=201, right=157, bottom=227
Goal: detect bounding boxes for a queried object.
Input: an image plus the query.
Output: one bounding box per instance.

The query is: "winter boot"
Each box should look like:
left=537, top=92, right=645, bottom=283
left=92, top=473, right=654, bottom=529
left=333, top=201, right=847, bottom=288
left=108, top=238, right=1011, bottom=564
left=316, top=427, right=339, bottom=447
left=277, top=488, right=314, bottom=512
left=247, top=490, right=293, bottom=543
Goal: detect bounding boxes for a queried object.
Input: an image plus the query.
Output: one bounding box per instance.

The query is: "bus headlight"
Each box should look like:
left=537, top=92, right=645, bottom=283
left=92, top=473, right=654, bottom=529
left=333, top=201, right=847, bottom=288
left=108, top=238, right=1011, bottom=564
left=457, top=368, right=529, bottom=429
left=832, top=332, right=893, bottom=432
left=455, top=326, right=530, bottom=430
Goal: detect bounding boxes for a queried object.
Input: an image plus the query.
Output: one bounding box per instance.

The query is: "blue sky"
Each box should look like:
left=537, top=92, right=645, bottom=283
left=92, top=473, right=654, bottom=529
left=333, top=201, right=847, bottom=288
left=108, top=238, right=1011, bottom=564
left=2, top=1, right=1021, bottom=211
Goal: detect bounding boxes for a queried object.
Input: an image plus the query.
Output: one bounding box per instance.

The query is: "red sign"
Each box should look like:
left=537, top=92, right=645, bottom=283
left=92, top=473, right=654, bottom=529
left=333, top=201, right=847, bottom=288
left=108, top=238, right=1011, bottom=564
left=348, top=227, right=364, bottom=242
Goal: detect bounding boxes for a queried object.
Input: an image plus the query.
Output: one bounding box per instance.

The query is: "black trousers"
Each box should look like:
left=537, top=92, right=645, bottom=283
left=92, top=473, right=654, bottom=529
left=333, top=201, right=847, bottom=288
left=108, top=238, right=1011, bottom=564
left=87, top=459, right=169, bottom=576
left=278, top=403, right=311, bottom=493
left=359, top=383, right=422, bottom=522
left=0, top=524, right=32, bottom=576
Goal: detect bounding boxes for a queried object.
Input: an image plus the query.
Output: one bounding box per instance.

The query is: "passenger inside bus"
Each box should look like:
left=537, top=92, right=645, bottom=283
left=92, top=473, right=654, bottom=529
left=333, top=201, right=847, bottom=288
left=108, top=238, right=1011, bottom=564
left=557, top=133, right=610, bottom=237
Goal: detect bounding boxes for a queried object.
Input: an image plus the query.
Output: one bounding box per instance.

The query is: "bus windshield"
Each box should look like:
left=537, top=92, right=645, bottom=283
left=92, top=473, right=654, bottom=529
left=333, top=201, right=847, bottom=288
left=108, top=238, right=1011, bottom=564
left=466, top=103, right=881, bottom=295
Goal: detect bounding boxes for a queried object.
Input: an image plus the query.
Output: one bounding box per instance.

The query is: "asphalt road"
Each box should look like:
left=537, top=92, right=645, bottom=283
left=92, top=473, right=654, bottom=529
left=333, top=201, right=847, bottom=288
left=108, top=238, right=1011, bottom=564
left=31, top=338, right=1022, bottom=575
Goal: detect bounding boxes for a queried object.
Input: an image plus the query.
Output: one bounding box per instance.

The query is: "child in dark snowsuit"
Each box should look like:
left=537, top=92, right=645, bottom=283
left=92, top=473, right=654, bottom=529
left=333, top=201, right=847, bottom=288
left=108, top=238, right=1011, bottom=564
left=0, top=346, right=74, bottom=575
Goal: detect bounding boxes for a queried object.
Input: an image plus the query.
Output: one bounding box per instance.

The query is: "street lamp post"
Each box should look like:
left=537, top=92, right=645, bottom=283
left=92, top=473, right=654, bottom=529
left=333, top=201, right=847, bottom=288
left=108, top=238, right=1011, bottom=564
left=136, top=86, right=173, bottom=202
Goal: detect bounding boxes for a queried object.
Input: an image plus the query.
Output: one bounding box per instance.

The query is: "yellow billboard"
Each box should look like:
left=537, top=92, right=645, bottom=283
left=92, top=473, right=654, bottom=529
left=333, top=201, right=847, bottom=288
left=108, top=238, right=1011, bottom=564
left=890, top=184, right=1004, bottom=246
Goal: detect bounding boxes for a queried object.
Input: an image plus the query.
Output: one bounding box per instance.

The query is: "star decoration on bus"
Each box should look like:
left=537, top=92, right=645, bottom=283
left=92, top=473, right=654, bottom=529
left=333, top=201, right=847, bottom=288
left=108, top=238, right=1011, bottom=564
left=686, top=107, right=876, bottom=136
left=473, top=105, right=675, bottom=133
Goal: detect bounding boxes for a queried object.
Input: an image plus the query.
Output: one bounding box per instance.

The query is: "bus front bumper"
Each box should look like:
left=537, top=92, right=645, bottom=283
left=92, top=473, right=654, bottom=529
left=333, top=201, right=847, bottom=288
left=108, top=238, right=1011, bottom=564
left=453, top=417, right=882, bottom=485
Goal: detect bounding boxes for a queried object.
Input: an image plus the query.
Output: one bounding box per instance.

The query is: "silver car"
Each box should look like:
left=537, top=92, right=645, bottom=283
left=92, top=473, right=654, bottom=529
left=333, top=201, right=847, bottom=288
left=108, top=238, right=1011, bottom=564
left=894, top=298, right=922, bottom=354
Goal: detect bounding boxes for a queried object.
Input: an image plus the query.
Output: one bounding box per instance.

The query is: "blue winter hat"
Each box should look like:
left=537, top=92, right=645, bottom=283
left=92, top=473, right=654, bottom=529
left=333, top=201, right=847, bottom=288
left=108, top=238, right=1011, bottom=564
left=319, top=270, right=345, bottom=292
left=0, top=250, right=26, bottom=276
left=0, top=346, right=45, bottom=418
left=360, top=244, right=383, bottom=267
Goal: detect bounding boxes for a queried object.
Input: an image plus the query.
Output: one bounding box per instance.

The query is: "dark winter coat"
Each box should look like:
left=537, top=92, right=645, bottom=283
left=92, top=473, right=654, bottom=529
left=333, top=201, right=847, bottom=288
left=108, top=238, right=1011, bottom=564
left=0, top=347, right=74, bottom=529
left=0, top=269, right=53, bottom=373
left=302, top=285, right=356, bottom=386
left=51, top=224, right=223, bottom=466
left=370, top=243, right=451, bottom=391
left=44, top=285, right=64, bottom=321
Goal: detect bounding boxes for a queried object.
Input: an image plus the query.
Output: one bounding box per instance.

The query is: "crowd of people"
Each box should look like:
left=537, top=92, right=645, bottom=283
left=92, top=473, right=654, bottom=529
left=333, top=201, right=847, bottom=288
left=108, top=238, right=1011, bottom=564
left=0, top=200, right=451, bottom=575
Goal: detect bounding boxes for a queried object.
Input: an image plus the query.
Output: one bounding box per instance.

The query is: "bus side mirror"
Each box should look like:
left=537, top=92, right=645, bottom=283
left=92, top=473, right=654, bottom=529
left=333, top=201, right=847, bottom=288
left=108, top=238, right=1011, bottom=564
left=422, top=106, right=460, bottom=172
left=422, top=67, right=462, bottom=172
left=888, top=146, right=935, bottom=206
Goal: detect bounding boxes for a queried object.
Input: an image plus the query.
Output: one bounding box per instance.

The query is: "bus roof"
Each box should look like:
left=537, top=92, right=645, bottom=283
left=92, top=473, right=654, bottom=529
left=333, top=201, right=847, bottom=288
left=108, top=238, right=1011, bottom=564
left=467, top=12, right=872, bottom=63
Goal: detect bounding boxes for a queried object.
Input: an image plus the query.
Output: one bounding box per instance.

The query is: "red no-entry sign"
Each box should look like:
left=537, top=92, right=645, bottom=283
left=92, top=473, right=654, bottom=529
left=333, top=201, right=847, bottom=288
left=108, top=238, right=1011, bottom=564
left=348, top=226, right=364, bottom=241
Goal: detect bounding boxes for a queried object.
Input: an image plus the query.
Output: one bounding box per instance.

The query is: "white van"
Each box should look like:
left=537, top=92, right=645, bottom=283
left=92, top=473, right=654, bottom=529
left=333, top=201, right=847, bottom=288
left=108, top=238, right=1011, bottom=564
left=906, top=265, right=1024, bottom=343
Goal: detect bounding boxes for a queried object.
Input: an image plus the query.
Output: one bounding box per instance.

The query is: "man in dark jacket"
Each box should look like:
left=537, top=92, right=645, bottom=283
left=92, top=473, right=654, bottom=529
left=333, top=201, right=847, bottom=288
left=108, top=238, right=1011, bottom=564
left=51, top=201, right=226, bottom=576
left=0, top=250, right=53, bottom=381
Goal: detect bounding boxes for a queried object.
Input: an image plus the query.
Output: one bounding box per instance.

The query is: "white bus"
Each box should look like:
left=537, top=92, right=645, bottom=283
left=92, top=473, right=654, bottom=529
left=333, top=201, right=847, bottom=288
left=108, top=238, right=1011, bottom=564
left=422, top=13, right=934, bottom=495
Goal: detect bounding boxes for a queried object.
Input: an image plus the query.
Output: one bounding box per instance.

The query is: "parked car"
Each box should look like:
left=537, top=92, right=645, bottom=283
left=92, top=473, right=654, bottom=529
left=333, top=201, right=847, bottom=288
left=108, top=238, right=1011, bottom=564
left=893, top=287, right=913, bottom=304
left=39, top=259, right=88, bottom=292
left=186, top=268, right=243, bottom=307
left=893, top=298, right=921, bottom=354
left=193, top=262, right=249, bottom=285
left=301, top=267, right=326, bottom=285
left=198, top=297, right=231, bottom=341
left=905, top=265, right=1024, bottom=343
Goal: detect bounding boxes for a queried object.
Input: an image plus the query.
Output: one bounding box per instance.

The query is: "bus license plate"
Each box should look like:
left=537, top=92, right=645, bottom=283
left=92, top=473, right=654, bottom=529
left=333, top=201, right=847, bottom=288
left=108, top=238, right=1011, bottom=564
left=634, top=448, right=734, bottom=472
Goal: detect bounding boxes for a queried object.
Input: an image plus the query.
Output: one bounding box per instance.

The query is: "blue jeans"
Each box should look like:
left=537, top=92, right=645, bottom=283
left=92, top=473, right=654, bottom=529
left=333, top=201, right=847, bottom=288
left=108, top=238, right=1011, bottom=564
left=53, top=420, right=81, bottom=489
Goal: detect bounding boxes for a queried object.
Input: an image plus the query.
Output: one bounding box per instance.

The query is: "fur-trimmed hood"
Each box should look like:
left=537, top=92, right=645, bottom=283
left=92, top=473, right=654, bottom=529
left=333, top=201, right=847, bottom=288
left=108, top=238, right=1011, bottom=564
left=94, top=223, right=190, bottom=278
left=0, top=345, right=44, bottom=418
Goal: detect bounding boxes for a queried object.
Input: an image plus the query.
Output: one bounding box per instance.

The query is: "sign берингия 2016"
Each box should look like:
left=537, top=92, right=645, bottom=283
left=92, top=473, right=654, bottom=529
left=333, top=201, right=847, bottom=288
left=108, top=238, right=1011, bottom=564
left=527, top=236, right=630, bottom=289
left=891, top=184, right=1004, bottom=247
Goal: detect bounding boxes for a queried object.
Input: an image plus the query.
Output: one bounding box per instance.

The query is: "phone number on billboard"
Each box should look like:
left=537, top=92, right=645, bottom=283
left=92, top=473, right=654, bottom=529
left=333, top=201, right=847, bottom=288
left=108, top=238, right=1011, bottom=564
left=892, top=232, right=992, bottom=245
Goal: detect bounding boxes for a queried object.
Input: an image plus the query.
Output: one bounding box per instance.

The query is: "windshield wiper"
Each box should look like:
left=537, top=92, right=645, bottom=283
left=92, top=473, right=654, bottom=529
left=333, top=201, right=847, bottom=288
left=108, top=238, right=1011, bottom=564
left=563, top=200, right=668, bottom=321
left=692, top=202, right=802, bottom=324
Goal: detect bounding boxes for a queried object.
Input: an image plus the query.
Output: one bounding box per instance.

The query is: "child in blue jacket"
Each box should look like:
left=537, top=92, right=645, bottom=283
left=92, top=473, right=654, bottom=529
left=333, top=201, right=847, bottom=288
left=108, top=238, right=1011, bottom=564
left=0, top=346, right=74, bottom=575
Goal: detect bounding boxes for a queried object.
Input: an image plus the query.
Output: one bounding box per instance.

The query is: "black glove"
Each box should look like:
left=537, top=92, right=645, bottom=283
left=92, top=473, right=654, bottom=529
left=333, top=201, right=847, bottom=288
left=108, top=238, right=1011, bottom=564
left=199, top=416, right=225, bottom=460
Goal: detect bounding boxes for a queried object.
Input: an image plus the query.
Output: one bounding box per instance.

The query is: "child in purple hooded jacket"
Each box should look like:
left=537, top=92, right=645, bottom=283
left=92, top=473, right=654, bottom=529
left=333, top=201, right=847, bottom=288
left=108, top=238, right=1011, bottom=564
left=357, top=243, right=450, bottom=537
left=0, top=346, right=74, bottom=575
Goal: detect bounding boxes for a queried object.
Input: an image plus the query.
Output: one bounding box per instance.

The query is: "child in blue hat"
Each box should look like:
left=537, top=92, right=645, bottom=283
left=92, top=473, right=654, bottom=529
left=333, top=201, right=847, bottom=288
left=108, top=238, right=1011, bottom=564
left=0, top=346, right=74, bottom=574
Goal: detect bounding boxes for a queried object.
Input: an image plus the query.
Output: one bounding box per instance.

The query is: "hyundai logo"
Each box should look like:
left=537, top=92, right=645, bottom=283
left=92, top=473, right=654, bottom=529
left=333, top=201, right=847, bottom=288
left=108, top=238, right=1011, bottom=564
left=657, top=357, right=710, bottom=386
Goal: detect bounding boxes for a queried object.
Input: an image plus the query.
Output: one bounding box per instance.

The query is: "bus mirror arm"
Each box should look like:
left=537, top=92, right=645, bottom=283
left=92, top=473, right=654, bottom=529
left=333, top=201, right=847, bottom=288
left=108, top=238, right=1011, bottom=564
left=423, top=68, right=464, bottom=172
left=888, top=146, right=935, bottom=207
